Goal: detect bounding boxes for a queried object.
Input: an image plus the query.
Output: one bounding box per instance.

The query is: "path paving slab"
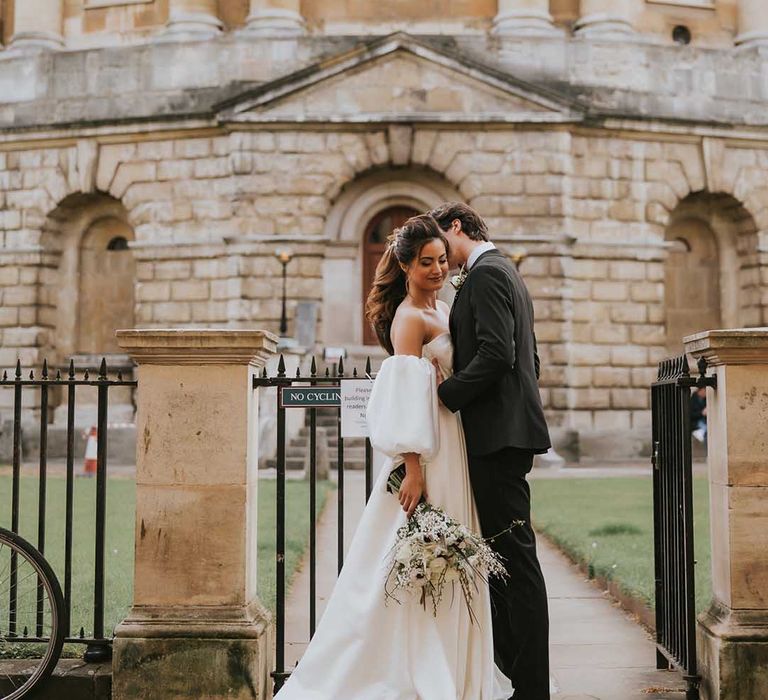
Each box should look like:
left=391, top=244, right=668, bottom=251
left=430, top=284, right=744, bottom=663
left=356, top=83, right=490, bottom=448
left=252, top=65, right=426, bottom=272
left=283, top=471, right=689, bottom=699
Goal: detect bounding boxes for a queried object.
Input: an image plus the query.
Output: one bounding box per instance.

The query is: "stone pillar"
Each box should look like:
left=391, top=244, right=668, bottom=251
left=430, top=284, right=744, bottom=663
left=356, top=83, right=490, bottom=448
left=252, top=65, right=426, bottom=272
left=9, top=0, right=64, bottom=50
left=112, top=329, right=278, bottom=700
left=163, top=0, right=223, bottom=39
left=245, top=0, right=306, bottom=36
left=685, top=329, right=768, bottom=700
left=735, top=0, right=768, bottom=50
left=574, top=0, right=638, bottom=39
left=492, top=0, right=560, bottom=36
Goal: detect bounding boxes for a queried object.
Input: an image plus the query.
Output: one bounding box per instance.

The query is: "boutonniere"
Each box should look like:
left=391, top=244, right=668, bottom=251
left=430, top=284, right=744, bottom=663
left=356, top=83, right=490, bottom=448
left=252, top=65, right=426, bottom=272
left=450, top=266, right=467, bottom=292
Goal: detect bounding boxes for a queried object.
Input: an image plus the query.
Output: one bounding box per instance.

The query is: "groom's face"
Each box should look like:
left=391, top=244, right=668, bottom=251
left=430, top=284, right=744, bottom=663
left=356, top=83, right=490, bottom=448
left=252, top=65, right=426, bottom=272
left=441, top=219, right=465, bottom=269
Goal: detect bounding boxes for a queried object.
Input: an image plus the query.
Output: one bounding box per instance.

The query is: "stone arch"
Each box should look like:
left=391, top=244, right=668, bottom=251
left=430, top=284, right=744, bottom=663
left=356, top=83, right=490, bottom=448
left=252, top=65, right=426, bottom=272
left=321, top=167, right=462, bottom=347
left=664, top=191, right=761, bottom=350
left=41, top=192, right=136, bottom=360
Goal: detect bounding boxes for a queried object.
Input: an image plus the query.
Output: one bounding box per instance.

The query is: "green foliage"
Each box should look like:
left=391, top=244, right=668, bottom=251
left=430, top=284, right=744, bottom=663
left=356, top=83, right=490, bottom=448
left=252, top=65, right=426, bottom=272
left=257, top=479, right=334, bottom=611
left=530, top=476, right=711, bottom=614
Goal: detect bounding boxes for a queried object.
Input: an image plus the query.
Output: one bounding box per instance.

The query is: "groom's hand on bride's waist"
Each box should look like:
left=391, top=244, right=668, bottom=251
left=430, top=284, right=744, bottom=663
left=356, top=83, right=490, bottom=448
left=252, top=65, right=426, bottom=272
left=431, top=359, right=446, bottom=406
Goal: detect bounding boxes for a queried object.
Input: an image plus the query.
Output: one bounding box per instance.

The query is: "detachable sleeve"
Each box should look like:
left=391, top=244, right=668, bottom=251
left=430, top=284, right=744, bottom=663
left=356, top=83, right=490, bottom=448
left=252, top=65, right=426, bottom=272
left=365, top=355, right=440, bottom=463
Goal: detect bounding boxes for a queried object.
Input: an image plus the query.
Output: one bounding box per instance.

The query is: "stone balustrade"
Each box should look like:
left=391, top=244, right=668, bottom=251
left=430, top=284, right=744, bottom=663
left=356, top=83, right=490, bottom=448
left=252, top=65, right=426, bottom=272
left=163, top=0, right=223, bottom=39
left=1, top=0, right=767, bottom=48
left=492, top=0, right=560, bottom=36
left=8, top=0, right=64, bottom=50
left=245, top=0, right=306, bottom=36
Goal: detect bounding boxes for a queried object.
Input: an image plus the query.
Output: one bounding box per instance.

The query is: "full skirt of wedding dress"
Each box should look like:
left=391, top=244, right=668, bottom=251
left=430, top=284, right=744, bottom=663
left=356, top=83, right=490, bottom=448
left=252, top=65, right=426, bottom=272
left=275, top=345, right=513, bottom=699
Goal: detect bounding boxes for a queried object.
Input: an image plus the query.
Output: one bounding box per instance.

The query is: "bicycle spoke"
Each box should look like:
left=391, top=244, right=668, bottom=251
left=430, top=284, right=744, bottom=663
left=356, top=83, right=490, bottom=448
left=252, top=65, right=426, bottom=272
left=0, top=529, right=64, bottom=700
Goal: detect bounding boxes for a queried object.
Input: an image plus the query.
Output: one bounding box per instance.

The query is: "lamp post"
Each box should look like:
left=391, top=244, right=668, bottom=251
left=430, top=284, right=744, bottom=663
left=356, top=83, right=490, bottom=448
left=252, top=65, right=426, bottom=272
left=510, top=249, right=527, bottom=269
left=276, top=248, right=294, bottom=337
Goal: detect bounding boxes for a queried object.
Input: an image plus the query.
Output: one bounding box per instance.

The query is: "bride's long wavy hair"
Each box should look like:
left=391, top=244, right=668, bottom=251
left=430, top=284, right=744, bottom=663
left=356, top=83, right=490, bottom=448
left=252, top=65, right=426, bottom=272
left=365, top=214, right=449, bottom=355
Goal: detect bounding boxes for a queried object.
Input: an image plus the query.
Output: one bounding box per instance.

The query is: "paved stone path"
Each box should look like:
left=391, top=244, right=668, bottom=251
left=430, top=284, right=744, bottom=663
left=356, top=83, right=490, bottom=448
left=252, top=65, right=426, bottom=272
left=283, top=469, right=689, bottom=699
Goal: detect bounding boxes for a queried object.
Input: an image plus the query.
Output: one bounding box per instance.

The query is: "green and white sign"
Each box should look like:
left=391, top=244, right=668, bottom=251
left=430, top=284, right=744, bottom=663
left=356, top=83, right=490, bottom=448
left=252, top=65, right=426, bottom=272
left=280, top=386, right=340, bottom=408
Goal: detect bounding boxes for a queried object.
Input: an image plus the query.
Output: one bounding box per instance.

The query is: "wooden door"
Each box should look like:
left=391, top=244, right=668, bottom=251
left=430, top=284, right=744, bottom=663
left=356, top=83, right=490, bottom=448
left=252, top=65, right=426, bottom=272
left=78, top=217, right=136, bottom=355
left=362, top=206, right=419, bottom=346
left=664, top=218, right=721, bottom=353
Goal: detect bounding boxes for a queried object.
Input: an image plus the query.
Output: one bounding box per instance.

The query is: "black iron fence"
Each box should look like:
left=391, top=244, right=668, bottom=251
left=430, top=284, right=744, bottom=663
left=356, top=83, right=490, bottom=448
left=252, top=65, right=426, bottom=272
left=0, top=358, right=137, bottom=662
left=651, top=355, right=715, bottom=700
left=254, top=354, right=375, bottom=695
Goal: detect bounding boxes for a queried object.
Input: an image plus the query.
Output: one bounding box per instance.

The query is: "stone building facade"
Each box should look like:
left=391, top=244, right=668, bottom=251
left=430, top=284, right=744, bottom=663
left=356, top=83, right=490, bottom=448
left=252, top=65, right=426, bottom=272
left=1, top=0, right=768, bottom=458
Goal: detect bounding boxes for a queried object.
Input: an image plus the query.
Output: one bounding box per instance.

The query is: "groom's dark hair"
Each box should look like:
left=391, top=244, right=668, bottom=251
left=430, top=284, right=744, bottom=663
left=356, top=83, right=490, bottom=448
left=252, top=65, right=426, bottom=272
left=429, top=202, right=489, bottom=242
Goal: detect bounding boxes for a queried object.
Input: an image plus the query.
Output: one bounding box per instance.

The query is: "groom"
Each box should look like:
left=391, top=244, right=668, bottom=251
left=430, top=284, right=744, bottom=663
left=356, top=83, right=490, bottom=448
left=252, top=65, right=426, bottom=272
left=429, top=202, right=552, bottom=700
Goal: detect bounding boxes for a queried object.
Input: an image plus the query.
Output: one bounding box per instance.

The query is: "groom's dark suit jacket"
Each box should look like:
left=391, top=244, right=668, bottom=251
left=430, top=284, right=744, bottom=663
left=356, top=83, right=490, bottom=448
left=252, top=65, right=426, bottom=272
left=438, top=249, right=551, bottom=457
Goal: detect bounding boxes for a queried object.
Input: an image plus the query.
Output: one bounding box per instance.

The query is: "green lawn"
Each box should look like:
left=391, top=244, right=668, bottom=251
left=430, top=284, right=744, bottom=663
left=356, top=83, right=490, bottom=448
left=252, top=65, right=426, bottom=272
left=0, top=474, right=331, bottom=644
left=530, top=476, right=712, bottom=614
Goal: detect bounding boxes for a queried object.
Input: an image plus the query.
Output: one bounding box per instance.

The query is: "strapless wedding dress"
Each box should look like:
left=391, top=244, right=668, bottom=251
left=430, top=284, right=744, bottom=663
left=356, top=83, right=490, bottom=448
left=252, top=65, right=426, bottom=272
left=275, top=334, right=515, bottom=699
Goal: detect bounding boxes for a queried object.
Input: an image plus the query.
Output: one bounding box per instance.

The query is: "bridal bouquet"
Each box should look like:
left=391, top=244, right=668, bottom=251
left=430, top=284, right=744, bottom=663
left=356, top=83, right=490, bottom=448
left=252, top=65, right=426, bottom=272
left=385, top=467, right=516, bottom=620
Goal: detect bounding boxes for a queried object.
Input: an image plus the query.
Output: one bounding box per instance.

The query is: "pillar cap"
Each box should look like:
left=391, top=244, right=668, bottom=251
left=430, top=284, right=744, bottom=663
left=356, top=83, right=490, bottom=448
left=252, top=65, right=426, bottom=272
left=116, top=329, right=278, bottom=366
left=684, top=328, right=768, bottom=366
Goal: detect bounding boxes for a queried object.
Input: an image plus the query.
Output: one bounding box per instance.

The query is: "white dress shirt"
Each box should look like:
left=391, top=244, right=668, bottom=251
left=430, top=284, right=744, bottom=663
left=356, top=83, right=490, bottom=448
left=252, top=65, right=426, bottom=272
left=466, top=241, right=496, bottom=270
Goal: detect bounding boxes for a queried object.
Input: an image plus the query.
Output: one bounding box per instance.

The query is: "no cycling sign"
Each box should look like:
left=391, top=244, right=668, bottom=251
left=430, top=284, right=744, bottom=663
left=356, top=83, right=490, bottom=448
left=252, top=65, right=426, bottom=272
left=279, top=381, right=372, bottom=438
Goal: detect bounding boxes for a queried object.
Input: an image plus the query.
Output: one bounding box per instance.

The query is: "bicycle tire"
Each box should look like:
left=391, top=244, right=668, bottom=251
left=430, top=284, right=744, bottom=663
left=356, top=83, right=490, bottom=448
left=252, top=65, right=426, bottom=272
left=0, top=527, right=65, bottom=700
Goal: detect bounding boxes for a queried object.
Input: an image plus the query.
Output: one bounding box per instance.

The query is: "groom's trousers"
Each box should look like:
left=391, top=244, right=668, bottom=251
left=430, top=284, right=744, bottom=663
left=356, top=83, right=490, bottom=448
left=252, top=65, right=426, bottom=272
left=468, top=447, right=550, bottom=700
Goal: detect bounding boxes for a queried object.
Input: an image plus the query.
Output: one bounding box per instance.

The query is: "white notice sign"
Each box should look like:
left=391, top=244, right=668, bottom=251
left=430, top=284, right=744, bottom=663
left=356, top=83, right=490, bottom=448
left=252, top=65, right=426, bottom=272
left=340, top=380, right=373, bottom=438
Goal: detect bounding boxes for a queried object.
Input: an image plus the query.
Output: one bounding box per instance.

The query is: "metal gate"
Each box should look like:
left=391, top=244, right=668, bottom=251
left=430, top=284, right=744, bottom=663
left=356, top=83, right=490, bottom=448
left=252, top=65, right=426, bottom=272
left=651, top=355, right=715, bottom=700
left=254, top=354, right=376, bottom=695
left=1, top=358, right=137, bottom=663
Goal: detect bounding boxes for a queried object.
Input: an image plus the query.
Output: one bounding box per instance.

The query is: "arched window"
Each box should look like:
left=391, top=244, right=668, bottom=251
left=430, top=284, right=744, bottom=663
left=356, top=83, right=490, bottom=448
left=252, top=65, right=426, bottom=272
left=362, top=206, right=419, bottom=346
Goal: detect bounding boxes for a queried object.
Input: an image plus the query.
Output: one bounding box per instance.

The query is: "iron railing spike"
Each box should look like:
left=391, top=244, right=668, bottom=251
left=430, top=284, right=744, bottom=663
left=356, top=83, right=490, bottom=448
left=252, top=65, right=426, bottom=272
left=23, top=626, right=28, bottom=638
left=262, top=366, right=268, bottom=378
left=68, top=359, right=75, bottom=379
left=29, top=370, right=34, bottom=380
left=80, top=627, right=85, bottom=639
left=117, top=371, right=123, bottom=381
left=15, top=359, right=21, bottom=378
left=310, top=356, right=317, bottom=376
left=277, top=355, right=286, bottom=377
left=84, top=369, right=90, bottom=380
left=681, top=355, right=690, bottom=377
left=325, top=367, right=330, bottom=378
left=296, top=366, right=301, bottom=378
left=365, top=357, right=372, bottom=375
left=42, top=358, right=49, bottom=379
left=353, top=367, right=358, bottom=377
left=338, top=356, right=345, bottom=376
left=697, top=357, right=708, bottom=379
left=2, top=370, right=6, bottom=381
left=99, top=358, right=108, bottom=379
left=56, top=369, right=61, bottom=380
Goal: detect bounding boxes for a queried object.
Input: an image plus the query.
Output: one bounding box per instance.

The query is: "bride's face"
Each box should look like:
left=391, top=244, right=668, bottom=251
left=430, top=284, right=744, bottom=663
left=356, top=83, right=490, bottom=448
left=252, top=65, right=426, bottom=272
left=405, top=238, right=449, bottom=293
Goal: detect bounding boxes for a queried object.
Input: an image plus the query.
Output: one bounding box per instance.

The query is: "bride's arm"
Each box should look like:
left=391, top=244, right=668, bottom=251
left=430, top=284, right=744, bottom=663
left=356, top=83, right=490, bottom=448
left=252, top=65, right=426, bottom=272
left=390, top=309, right=429, bottom=517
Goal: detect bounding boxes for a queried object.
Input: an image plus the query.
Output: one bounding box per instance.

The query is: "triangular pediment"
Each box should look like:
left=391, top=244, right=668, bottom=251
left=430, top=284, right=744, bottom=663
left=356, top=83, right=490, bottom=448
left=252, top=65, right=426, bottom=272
left=218, top=34, right=583, bottom=124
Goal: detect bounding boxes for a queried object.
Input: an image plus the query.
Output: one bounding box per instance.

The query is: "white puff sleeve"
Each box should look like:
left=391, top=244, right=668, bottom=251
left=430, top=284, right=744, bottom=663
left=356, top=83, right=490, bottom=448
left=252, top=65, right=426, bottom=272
left=365, top=355, right=439, bottom=463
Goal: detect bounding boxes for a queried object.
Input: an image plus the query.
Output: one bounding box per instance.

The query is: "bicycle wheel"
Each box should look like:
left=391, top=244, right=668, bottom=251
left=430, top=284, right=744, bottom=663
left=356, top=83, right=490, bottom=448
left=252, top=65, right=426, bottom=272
left=0, top=528, right=65, bottom=700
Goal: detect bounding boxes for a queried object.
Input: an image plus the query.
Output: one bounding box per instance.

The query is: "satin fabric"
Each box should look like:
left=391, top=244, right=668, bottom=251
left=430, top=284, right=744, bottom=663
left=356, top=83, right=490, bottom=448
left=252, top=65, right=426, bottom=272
left=275, top=334, right=514, bottom=700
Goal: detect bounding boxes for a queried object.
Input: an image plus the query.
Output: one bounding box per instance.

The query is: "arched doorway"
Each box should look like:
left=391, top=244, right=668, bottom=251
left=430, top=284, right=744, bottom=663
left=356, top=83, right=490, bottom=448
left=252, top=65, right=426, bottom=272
left=77, top=216, right=136, bottom=355
left=362, top=206, right=419, bottom=346
left=664, top=217, right=721, bottom=353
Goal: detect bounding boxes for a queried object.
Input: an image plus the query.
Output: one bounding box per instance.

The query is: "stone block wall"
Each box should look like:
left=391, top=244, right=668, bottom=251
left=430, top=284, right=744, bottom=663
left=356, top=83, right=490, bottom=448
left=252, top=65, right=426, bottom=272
left=2, top=120, right=768, bottom=456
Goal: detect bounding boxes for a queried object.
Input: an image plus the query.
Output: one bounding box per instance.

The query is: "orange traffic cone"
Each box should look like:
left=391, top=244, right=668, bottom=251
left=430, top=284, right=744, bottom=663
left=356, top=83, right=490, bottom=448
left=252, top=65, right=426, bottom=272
left=83, top=426, right=97, bottom=476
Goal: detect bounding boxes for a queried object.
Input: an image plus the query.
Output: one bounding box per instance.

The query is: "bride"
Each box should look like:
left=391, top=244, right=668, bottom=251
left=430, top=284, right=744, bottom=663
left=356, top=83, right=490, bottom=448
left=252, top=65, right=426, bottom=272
left=274, top=214, right=514, bottom=700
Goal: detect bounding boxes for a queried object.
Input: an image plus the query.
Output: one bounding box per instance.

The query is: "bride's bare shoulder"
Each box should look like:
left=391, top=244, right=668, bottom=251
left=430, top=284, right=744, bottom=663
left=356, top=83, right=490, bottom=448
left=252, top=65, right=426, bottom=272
left=390, top=305, right=427, bottom=355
